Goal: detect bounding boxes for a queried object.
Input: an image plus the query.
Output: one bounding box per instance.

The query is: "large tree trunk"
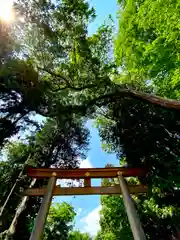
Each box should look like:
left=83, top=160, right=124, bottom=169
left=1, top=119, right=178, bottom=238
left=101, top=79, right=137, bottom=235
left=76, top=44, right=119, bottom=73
left=4, top=179, right=36, bottom=240
left=124, top=89, right=180, bottom=110
left=0, top=170, right=24, bottom=218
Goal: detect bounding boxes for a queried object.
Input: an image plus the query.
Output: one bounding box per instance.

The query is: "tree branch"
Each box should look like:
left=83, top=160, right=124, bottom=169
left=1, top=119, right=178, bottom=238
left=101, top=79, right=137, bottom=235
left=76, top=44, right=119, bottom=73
left=57, top=88, right=180, bottom=116
left=33, top=86, right=180, bottom=119
left=126, top=89, right=180, bottom=110
left=38, top=67, right=113, bottom=92
left=38, top=67, right=71, bottom=86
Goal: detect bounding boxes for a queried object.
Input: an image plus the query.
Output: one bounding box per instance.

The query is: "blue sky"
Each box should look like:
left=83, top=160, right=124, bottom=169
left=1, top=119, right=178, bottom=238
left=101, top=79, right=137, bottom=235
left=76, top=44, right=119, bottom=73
left=88, top=0, right=119, bottom=35
left=52, top=1, right=119, bottom=237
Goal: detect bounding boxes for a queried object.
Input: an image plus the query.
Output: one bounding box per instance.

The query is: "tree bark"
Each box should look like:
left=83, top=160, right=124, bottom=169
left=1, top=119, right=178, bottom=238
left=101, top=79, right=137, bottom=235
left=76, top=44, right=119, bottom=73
left=0, top=170, right=24, bottom=217
left=124, top=89, right=180, bottom=110
left=4, top=179, right=36, bottom=240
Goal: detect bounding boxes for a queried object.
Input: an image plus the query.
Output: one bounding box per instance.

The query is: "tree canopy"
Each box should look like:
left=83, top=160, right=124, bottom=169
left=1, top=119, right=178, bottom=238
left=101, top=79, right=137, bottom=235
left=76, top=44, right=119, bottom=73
left=69, top=231, right=92, bottom=240
left=96, top=176, right=132, bottom=240
left=43, top=202, right=76, bottom=240
left=115, top=0, right=180, bottom=99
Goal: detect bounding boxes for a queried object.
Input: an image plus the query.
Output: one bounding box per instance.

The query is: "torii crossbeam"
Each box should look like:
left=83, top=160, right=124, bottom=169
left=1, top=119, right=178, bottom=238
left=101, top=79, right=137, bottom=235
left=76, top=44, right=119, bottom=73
left=25, top=167, right=148, bottom=240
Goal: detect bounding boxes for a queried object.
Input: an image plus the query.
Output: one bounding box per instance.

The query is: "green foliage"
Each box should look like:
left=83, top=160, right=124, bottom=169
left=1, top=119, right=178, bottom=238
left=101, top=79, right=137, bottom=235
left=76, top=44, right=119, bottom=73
left=43, top=203, right=76, bottom=240
left=31, top=117, right=89, bottom=168
left=68, top=230, right=92, bottom=240
left=0, top=48, right=46, bottom=146
left=95, top=231, right=116, bottom=240
left=97, top=177, right=132, bottom=240
left=27, top=203, right=91, bottom=240
left=115, top=0, right=180, bottom=98
left=99, top=196, right=132, bottom=239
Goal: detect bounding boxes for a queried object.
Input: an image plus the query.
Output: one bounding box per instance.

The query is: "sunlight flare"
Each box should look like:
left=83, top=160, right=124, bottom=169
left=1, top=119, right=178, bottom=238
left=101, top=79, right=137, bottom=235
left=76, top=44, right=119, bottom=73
left=0, top=0, right=14, bottom=22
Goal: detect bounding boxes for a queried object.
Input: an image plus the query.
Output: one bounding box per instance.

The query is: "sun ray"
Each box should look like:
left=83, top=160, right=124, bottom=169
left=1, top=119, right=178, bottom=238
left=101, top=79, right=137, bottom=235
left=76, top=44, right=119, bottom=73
left=0, top=0, right=14, bottom=22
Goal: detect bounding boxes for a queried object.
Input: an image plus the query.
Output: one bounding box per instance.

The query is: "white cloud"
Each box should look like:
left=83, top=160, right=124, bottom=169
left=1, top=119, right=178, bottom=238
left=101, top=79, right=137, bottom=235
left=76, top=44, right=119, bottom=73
left=57, top=178, right=82, bottom=187
left=79, top=158, right=93, bottom=168
left=76, top=207, right=82, bottom=216
left=57, top=158, right=93, bottom=187
left=80, top=205, right=101, bottom=236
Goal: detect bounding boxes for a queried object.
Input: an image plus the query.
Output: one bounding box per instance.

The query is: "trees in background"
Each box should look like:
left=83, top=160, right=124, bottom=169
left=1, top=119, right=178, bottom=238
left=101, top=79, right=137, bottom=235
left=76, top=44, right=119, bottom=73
left=43, top=203, right=75, bottom=240
left=115, top=0, right=180, bottom=99
left=27, top=202, right=92, bottom=240
left=96, top=177, right=132, bottom=240
left=68, top=231, right=92, bottom=240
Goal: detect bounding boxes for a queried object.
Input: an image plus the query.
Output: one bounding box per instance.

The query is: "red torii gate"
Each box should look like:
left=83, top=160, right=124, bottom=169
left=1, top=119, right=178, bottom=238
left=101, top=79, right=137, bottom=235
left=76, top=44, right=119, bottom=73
left=24, top=167, right=148, bottom=240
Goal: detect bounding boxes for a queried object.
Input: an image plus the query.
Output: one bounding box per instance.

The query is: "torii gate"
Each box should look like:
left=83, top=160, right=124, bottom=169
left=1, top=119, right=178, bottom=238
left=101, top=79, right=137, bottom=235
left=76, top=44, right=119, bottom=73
left=24, top=167, right=148, bottom=240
